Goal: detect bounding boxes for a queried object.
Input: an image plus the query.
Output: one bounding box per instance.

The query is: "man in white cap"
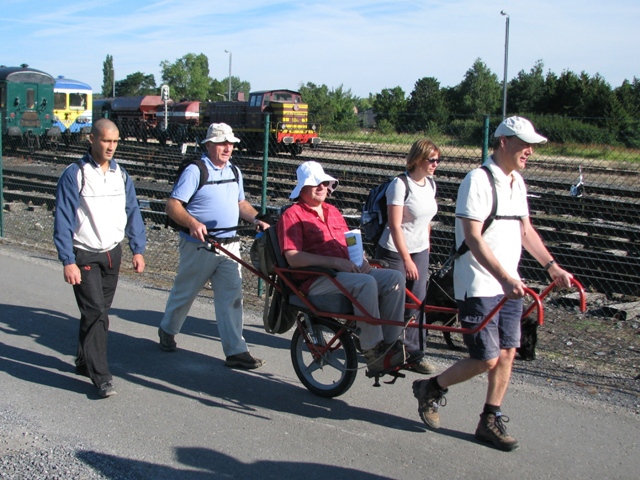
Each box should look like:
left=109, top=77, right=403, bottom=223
left=413, top=116, right=573, bottom=451
left=278, top=161, right=414, bottom=377
left=158, top=123, right=269, bottom=369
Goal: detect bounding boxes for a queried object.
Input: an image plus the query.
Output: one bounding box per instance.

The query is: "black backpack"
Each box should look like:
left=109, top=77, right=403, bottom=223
left=249, top=211, right=297, bottom=335
left=360, top=173, right=410, bottom=245
left=165, top=158, right=239, bottom=231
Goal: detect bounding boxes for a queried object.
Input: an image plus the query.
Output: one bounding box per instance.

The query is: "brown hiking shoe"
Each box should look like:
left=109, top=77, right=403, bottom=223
left=412, top=377, right=447, bottom=429
left=363, top=341, right=406, bottom=376
left=475, top=413, right=519, bottom=451
left=408, top=356, right=436, bottom=375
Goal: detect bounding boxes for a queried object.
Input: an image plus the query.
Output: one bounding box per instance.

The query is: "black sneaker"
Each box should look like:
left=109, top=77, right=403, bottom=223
left=98, top=382, right=117, bottom=398
left=412, top=377, right=448, bottom=430
left=225, top=352, right=265, bottom=369
left=475, top=412, right=519, bottom=451
left=158, top=327, right=177, bottom=352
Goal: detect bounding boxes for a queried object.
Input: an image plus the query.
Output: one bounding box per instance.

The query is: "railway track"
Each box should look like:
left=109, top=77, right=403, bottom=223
left=3, top=143, right=640, bottom=296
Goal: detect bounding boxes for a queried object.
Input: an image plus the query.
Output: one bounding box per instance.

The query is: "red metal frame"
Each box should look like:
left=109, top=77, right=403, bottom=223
left=205, top=239, right=591, bottom=336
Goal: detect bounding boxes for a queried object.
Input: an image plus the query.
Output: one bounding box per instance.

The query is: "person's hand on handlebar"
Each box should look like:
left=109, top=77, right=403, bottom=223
left=254, top=219, right=270, bottom=232
left=188, top=221, right=208, bottom=242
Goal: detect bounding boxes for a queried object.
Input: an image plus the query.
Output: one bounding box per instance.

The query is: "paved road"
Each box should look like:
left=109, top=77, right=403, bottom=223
left=0, top=245, right=638, bottom=479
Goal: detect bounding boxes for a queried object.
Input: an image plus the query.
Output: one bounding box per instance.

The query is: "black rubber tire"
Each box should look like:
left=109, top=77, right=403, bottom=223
left=290, top=319, right=358, bottom=398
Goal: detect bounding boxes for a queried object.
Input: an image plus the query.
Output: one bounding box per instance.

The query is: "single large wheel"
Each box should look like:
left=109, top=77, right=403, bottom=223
left=290, top=315, right=358, bottom=397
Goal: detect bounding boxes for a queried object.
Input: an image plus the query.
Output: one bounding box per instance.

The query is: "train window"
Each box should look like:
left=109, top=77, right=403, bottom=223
left=274, top=93, right=293, bottom=102
left=54, top=92, right=67, bottom=110
left=250, top=95, right=262, bottom=107
left=70, top=93, right=87, bottom=109
left=26, top=88, right=35, bottom=109
left=0, top=85, right=5, bottom=108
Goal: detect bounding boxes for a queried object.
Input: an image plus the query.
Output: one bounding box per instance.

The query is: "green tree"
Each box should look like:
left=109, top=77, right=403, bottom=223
left=160, top=53, right=211, bottom=101
left=207, top=79, right=226, bottom=101
left=615, top=77, right=640, bottom=117
left=219, top=76, right=251, bottom=101
left=354, top=95, right=373, bottom=113
left=114, top=72, right=157, bottom=97
left=508, top=60, right=546, bottom=114
left=298, top=83, right=359, bottom=131
left=405, top=77, right=448, bottom=130
left=545, top=70, right=613, bottom=118
left=450, top=58, right=501, bottom=115
left=101, top=55, right=114, bottom=97
left=372, top=86, right=407, bottom=130
left=299, top=82, right=334, bottom=126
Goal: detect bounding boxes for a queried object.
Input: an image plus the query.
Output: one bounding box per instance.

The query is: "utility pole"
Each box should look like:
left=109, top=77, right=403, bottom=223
left=225, top=50, right=232, bottom=101
left=500, top=11, right=510, bottom=119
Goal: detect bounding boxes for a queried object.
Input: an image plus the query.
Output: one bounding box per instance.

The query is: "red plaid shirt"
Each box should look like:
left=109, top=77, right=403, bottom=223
left=278, top=201, right=349, bottom=294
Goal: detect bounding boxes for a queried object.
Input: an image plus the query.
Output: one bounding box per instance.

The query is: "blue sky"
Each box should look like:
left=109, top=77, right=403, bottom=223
left=2, top=0, right=638, bottom=98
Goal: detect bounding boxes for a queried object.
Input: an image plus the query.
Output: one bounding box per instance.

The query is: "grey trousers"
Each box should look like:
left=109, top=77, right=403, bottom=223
left=160, top=238, right=248, bottom=357
left=308, top=268, right=406, bottom=351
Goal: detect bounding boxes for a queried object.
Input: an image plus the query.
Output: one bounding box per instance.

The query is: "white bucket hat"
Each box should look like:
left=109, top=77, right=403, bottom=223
left=494, top=116, right=547, bottom=144
left=290, top=161, right=339, bottom=199
left=201, top=123, right=240, bottom=144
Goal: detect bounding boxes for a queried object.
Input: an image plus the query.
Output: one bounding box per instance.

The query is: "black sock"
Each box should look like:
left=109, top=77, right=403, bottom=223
left=483, top=403, right=501, bottom=415
left=431, top=376, right=443, bottom=391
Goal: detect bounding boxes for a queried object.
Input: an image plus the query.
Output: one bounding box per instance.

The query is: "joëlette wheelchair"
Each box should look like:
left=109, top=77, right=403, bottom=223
left=203, top=225, right=586, bottom=398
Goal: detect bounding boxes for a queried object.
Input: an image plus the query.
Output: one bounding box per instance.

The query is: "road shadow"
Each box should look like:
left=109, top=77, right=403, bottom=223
left=0, top=302, right=424, bottom=432
left=77, top=447, right=394, bottom=479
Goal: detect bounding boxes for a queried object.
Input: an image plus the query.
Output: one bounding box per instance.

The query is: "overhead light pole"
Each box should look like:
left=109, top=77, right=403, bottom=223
left=225, top=50, right=232, bottom=101
left=500, top=10, right=510, bottom=119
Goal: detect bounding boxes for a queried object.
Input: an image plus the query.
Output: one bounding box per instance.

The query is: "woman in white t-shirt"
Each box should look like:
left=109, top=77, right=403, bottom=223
left=375, top=139, right=440, bottom=374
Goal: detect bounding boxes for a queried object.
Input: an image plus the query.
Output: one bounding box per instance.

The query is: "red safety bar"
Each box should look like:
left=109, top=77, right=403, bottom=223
left=210, top=238, right=544, bottom=336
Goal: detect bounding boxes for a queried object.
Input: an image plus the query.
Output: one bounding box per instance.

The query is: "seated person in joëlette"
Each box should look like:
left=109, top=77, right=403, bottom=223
left=277, top=161, right=423, bottom=376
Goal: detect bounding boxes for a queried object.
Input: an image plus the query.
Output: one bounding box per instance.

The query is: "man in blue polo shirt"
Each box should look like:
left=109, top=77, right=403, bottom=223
left=158, top=123, right=269, bottom=369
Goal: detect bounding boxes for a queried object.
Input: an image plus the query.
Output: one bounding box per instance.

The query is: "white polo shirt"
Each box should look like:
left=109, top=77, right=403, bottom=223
left=453, top=157, right=529, bottom=299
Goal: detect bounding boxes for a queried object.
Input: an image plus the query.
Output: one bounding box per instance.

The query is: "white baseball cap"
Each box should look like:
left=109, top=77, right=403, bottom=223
left=201, top=123, right=240, bottom=144
left=290, top=161, right=339, bottom=199
left=494, top=116, right=547, bottom=144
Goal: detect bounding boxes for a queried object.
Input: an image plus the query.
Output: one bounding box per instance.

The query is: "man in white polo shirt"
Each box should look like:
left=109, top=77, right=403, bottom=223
left=412, top=117, right=573, bottom=451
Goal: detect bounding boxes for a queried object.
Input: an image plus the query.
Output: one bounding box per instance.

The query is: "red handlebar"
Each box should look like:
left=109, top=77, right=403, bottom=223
left=522, top=277, right=586, bottom=323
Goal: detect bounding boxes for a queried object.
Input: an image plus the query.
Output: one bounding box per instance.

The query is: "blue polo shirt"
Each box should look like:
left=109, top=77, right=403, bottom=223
left=170, top=154, right=244, bottom=241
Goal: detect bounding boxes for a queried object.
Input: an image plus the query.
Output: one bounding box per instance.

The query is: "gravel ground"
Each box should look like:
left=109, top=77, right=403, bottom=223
left=1, top=201, right=639, bottom=478
left=0, top=406, right=145, bottom=480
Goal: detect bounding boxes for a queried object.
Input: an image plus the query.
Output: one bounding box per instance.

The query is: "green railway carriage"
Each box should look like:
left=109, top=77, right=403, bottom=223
left=0, top=64, right=61, bottom=152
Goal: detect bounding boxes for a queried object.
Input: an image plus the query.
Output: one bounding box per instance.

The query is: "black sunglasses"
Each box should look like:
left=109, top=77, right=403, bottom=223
left=428, top=157, right=441, bottom=163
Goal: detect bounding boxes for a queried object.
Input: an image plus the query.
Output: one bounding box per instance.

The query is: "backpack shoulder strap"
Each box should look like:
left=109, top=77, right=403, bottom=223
left=455, top=165, right=497, bottom=257
left=398, top=172, right=410, bottom=202
left=76, top=159, right=87, bottom=194
left=117, top=163, right=129, bottom=186
left=427, top=176, right=436, bottom=194
left=202, top=162, right=240, bottom=186
left=479, top=165, right=497, bottom=234
left=192, top=158, right=209, bottom=190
